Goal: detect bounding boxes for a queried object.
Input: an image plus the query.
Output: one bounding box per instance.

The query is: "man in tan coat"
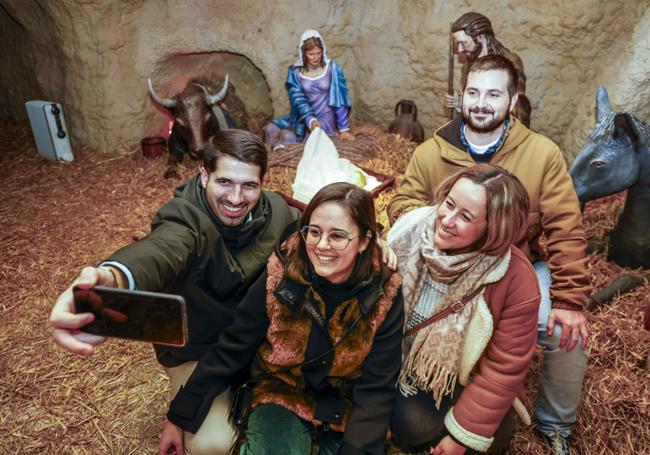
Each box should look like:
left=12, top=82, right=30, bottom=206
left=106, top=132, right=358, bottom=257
left=388, top=54, right=589, bottom=455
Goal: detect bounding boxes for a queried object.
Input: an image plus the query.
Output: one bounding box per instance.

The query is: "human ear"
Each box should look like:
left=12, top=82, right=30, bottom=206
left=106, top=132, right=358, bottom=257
left=477, top=34, right=488, bottom=48
left=199, top=167, right=208, bottom=189
left=358, top=230, right=372, bottom=253
left=509, top=93, right=519, bottom=113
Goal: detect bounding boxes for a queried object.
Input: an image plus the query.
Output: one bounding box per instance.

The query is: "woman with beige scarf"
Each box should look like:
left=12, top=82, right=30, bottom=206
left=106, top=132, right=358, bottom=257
left=388, top=164, right=540, bottom=454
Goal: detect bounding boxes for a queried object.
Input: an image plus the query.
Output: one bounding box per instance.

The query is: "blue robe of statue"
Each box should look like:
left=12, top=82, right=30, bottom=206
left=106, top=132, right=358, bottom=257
left=266, top=60, right=351, bottom=147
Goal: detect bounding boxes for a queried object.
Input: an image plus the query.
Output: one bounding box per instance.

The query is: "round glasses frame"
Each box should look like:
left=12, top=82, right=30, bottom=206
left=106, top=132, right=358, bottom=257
left=300, top=225, right=358, bottom=251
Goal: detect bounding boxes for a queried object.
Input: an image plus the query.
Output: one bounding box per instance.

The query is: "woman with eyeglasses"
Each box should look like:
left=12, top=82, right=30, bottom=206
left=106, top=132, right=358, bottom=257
left=387, top=165, right=540, bottom=455
left=160, top=182, right=404, bottom=455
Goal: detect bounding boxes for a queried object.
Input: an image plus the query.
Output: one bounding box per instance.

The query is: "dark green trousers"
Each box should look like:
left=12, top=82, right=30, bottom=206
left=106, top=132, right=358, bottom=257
left=240, top=404, right=344, bottom=455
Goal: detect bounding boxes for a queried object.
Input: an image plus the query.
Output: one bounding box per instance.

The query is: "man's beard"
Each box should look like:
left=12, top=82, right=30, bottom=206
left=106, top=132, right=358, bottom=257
left=462, top=105, right=509, bottom=134
left=458, top=42, right=483, bottom=64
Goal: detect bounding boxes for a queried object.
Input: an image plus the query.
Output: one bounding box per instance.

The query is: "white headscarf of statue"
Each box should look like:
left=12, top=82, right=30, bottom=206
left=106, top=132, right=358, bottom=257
left=294, top=29, right=331, bottom=67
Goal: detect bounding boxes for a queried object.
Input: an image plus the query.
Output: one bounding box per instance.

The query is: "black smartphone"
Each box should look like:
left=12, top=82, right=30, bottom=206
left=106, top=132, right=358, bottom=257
left=73, top=285, right=188, bottom=347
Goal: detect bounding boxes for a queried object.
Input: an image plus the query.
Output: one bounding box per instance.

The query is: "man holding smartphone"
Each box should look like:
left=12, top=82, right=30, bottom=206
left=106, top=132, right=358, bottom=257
left=50, top=129, right=300, bottom=455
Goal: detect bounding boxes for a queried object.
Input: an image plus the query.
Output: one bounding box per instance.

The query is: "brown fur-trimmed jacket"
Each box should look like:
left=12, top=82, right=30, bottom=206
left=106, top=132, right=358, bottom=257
left=167, top=238, right=404, bottom=455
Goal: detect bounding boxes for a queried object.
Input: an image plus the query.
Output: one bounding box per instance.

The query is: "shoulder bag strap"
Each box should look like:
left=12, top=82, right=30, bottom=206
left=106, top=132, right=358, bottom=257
left=403, top=285, right=485, bottom=338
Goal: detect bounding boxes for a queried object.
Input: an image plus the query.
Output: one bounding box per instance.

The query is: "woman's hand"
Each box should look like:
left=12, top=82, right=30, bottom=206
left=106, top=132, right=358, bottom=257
left=339, top=130, right=354, bottom=141
left=159, top=418, right=184, bottom=455
left=377, top=239, right=398, bottom=271
left=430, top=436, right=466, bottom=455
left=309, top=119, right=321, bottom=131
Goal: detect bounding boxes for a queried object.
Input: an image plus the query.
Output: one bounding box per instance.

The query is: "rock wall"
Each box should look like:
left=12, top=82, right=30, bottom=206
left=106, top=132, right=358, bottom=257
left=0, top=0, right=648, bottom=161
left=0, top=2, right=67, bottom=120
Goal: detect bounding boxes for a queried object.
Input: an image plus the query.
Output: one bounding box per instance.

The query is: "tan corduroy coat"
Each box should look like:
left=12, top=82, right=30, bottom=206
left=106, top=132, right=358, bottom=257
left=387, top=116, right=590, bottom=310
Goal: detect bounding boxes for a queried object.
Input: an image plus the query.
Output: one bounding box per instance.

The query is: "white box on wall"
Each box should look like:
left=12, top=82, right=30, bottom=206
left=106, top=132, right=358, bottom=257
left=25, top=100, right=74, bottom=162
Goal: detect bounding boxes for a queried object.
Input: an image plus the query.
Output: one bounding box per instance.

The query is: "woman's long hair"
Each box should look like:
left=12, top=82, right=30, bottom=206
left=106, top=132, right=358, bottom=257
left=284, top=182, right=378, bottom=284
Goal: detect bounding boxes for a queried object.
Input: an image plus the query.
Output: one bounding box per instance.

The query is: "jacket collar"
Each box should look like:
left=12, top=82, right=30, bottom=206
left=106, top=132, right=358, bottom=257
left=350, top=261, right=393, bottom=315
left=274, top=265, right=389, bottom=316
left=435, top=115, right=530, bottom=165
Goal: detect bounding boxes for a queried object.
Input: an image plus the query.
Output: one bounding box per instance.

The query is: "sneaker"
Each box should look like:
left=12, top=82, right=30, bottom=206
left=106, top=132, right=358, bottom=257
left=539, top=430, right=572, bottom=455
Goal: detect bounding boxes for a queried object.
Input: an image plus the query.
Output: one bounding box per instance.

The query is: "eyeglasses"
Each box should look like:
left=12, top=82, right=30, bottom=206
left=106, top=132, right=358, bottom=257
left=300, top=225, right=357, bottom=251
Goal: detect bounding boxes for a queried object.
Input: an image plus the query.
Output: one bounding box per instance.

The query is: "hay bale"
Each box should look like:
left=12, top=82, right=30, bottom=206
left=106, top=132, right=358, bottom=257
left=1, top=120, right=648, bottom=454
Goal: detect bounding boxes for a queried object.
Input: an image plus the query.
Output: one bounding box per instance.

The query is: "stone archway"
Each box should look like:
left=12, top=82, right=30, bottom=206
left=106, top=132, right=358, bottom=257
left=143, top=51, right=274, bottom=139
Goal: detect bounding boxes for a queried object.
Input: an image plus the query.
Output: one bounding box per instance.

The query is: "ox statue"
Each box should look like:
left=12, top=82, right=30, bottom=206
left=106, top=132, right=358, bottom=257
left=148, top=76, right=235, bottom=179
left=388, top=99, right=425, bottom=144
left=570, top=86, right=650, bottom=268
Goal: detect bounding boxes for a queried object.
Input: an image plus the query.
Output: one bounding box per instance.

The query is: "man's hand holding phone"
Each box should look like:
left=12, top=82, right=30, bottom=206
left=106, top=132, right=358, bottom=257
left=52, top=265, right=187, bottom=355
left=50, top=266, right=114, bottom=356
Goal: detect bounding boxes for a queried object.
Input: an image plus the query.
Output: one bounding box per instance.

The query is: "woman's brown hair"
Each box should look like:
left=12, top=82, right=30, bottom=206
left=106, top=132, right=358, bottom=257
left=285, top=182, right=378, bottom=284
left=433, top=164, right=529, bottom=256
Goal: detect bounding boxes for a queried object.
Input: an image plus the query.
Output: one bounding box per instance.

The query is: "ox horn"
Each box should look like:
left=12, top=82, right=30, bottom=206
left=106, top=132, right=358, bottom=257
left=203, top=74, right=229, bottom=105
left=147, top=78, right=177, bottom=108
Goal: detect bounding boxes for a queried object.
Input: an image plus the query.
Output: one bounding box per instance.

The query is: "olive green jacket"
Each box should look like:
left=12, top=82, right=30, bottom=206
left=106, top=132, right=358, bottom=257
left=108, top=175, right=300, bottom=366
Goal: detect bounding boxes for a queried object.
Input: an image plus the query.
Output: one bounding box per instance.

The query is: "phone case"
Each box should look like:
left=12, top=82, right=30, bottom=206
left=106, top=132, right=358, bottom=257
left=73, top=286, right=188, bottom=347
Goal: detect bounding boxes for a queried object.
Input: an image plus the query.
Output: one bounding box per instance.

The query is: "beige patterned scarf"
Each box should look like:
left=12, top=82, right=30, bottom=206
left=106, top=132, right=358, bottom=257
left=387, top=206, right=503, bottom=407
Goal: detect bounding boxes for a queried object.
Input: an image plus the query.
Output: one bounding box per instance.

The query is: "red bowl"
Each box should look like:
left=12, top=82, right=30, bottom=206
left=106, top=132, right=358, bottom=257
left=141, top=136, right=166, bottom=159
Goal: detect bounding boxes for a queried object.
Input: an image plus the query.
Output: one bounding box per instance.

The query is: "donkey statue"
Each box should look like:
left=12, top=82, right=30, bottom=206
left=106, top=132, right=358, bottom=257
left=569, top=86, right=650, bottom=268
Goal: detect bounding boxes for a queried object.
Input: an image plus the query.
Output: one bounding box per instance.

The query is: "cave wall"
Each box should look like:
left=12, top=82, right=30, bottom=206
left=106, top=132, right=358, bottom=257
left=0, top=2, right=67, bottom=120
left=0, top=0, right=648, bottom=161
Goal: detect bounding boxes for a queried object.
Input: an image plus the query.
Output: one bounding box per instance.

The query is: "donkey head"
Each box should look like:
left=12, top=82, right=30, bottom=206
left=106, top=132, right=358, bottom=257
left=569, top=86, right=643, bottom=204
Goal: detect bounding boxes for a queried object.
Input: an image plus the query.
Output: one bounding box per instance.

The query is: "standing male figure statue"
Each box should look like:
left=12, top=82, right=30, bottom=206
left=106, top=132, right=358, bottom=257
left=444, top=12, right=532, bottom=128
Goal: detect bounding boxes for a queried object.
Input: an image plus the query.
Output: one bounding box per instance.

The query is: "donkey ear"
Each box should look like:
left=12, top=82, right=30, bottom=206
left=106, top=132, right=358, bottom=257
left=596, top=85, right=613, bottom=122
left=613, top=113, right=642, bottom=152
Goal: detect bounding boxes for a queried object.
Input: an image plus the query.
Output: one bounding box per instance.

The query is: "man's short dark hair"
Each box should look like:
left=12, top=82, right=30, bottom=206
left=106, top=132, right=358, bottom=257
left=201, top=129, right=268, bottom=179
left=464, top=54, right=519, bottom=98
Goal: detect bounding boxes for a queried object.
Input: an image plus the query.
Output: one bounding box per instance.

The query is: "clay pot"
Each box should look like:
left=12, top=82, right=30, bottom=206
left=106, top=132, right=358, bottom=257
left=388, top=99, right=425, bottom=144
left=141, top=136, right=166, bottom=159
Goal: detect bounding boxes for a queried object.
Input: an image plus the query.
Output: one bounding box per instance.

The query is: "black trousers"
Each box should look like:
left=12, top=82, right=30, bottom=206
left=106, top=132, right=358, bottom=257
left=390, top=386, right=515, bottom=454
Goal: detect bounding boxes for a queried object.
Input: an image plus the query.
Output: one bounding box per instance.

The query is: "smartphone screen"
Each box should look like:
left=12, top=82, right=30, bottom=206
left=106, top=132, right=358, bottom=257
left=73, top=286, right=187, bottom=347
